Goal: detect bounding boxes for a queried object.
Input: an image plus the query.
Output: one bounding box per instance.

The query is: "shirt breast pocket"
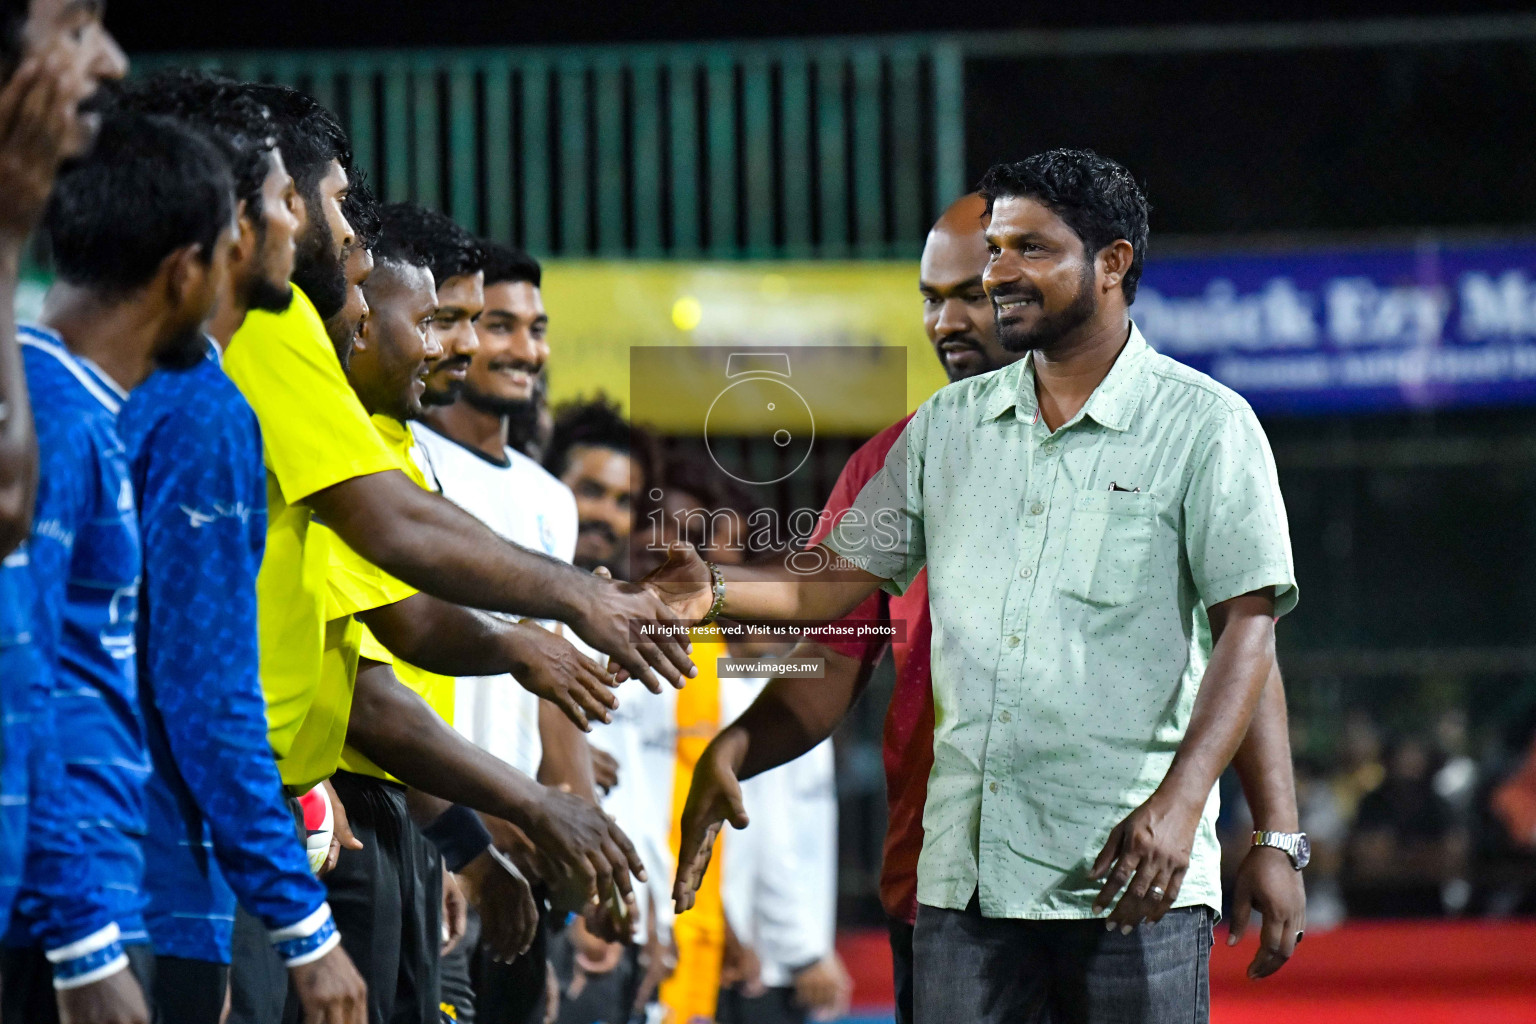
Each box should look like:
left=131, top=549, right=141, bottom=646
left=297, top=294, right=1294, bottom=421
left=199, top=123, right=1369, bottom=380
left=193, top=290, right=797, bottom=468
left=1057, top=490, right=1155, bottom=606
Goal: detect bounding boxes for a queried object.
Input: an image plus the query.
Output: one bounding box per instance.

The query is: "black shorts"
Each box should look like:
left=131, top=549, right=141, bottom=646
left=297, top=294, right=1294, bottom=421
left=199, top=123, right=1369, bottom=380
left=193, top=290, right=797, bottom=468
left=325, top=771, right=443, bottom=1024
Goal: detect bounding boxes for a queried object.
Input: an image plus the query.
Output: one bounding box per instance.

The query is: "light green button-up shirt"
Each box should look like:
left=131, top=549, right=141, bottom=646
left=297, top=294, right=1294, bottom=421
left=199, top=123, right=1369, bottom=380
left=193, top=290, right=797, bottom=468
left=825, top=323, right=1297, bottom=920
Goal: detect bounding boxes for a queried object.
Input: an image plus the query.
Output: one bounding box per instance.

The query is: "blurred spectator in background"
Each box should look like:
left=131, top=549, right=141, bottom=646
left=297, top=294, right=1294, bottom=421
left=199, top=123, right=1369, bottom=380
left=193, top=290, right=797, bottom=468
left=1492, top=733, right=1536, bottom=852
left=655, top=455, right=765, bottom=565
left=1433, top=709, right=1479, bottom=823
left=1331, top=712, right=1386, bottom=827
left=1293, top=757, right=1347, bottom=930
left=1487, top=727, right=1536, bottom=915
left=544, top=395, right=656, bottom=580
left=1344, top=736, right=1468, bottom=917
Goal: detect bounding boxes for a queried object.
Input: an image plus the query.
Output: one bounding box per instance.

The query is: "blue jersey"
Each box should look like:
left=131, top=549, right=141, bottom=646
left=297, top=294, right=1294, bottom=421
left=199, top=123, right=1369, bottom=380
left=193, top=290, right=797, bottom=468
left=121, top=341, right=331, bottom=965
left=9, top=327, right=147, bottom=986
left=0, top=542, right=46, bottom=929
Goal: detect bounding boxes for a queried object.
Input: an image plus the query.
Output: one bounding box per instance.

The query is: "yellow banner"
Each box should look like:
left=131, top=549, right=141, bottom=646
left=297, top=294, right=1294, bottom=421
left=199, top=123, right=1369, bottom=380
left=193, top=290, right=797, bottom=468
left=539, top=261, right=950, bottom=433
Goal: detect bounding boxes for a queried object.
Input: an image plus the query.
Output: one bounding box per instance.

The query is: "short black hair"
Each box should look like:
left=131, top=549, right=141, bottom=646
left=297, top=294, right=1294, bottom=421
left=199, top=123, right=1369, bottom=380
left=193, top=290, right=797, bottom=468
left=369, top=197, right=432, bottom=272
left=376, top=203, right=483, bottom=286
left=234, top=82, right=350, bottom=205
left=343, top=172, right=382, bottom=252
left=976, top=149, right=1151, bottom=303
left=545, top=394, right=654, bottom=484
left=106, top=69, right=277, bottom=219
left=44, top=110, right=234, bottom=293
left=479, top=240, right=541, bottom=289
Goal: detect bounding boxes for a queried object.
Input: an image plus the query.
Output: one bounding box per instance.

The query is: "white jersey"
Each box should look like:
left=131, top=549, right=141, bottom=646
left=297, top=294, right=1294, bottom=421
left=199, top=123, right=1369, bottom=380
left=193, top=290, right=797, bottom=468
left=720, top=677, right=838, bottom=987
left=414, top=422, right=677, bottom=938
left=587, top=682, right=680, bottom=942
left=413, top=423, right=578, bottom=778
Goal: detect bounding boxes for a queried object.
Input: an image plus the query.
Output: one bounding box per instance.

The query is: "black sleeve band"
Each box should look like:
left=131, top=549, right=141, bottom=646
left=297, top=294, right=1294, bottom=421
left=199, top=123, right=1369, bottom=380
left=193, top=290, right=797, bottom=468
left=422, top=803, right=493, bottom=874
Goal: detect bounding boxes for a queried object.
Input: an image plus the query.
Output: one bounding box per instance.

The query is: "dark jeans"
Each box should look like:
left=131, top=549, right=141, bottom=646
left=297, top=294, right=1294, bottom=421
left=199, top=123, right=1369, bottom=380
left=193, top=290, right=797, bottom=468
left=1, top=943, right=155, bottom=1024
left=549, top=928, right=641, bottom=1024
left=913, top=901, right=1212, bottom=1024
left=887, top=917, right=915, bottom=1024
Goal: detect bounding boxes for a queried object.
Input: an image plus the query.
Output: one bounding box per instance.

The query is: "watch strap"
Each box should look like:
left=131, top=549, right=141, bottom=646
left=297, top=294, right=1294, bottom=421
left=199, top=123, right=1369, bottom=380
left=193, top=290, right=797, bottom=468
left=702, top=561, right=726, bottom=623
left=1252, top=830, right=1305, bottom=869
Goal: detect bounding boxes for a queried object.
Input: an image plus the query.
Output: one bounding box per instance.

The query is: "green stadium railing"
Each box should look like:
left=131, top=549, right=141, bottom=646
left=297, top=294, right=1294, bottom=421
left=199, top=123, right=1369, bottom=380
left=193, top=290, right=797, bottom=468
left=137, top=39, right=967, bottom=261
left=135, top=14, right=1536, bottom=261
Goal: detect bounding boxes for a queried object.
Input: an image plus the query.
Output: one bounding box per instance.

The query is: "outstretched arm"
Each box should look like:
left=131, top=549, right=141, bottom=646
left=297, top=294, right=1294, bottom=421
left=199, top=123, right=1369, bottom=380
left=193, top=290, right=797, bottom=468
left=345, top=660, right=646, bottom=909
left=308, top=471, right=695, bottom=690
left=357, top=594, right=619, bottom=728
left=645, top=541, right=885, bottom=626
left=673, top=640, right=873, bottom=913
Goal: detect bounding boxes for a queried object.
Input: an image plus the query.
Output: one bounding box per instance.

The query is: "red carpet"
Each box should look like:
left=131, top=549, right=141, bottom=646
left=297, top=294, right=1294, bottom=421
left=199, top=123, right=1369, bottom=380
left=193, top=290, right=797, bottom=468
left=837, top=920, right=1536, bottom=1023
left=1210, top=920, right=1536, bottom=1024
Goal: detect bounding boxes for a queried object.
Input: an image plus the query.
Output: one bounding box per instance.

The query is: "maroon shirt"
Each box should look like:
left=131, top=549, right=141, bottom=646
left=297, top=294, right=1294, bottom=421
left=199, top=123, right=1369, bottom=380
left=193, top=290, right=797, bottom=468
left=806, top=413, right=933, bottom=925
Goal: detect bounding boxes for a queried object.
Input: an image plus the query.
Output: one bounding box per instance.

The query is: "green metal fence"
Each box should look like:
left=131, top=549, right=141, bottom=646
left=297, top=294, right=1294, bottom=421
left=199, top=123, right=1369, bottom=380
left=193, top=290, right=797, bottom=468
left=136, top=13, right=1536, bottom=261
left=140, top=40, right=966, bottom=260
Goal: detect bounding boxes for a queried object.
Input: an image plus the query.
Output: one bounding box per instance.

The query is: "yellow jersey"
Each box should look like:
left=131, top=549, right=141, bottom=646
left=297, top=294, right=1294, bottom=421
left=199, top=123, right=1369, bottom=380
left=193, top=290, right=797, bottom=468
left=223, top=286, right=409, bottom=792
left=333, top=414, right=457, bottom=782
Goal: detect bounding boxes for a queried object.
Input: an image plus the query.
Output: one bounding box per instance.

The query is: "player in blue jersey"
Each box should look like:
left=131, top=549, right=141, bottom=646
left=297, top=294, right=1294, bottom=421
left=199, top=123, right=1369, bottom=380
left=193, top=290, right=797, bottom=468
left=1, top=0, right=126, bottom=926
left=0, top=7, right=126, bottom=1024
left=0, top=0, right=125, bottom=559
left=0, top=112, right=235, bottom=1024
left=111, top=73, right=367, bottom=1024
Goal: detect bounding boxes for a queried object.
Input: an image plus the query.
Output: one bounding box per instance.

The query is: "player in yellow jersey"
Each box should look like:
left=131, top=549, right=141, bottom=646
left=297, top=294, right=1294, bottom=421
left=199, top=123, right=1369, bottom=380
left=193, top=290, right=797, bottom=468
left=221, top=87, right=690, bottom=1024
left=305, top=203, right=647, bottom=1022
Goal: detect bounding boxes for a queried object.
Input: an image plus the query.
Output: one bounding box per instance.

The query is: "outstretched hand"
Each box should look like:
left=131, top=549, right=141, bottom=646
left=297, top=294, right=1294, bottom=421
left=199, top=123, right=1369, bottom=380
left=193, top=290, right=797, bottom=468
left=459, top=846, right=540, bottom=964
left=320, top=779, right=364, bottom=876
left=509, top=622, right=620, bottom=731
left=673, top=730, right=751, bottom=914
left=572, top=560, right=697, bottom=695
left=525, top=787, right=648, bottom=914
left=641, top=541, right=716, bottom=623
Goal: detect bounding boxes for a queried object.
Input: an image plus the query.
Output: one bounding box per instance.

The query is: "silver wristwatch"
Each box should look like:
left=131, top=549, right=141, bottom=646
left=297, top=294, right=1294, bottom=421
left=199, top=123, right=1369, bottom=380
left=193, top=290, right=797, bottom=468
left=1252, top=830, right=1310, bottom=871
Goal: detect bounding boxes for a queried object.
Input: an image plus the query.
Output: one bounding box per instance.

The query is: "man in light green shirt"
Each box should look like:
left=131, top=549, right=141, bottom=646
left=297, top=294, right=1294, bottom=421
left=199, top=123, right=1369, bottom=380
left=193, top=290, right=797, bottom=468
left=651, top=149, right=1297, bottom=1024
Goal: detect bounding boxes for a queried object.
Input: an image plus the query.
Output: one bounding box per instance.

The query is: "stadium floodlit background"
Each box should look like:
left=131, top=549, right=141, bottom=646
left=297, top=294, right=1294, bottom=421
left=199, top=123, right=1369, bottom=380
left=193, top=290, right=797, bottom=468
left=86, top=2, right=1536, bottom=1021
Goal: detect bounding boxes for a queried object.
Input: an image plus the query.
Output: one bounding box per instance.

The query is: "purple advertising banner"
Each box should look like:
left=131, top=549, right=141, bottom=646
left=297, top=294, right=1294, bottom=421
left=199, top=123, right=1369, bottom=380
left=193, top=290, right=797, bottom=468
left=1134, top=241, right=1536, bottom=414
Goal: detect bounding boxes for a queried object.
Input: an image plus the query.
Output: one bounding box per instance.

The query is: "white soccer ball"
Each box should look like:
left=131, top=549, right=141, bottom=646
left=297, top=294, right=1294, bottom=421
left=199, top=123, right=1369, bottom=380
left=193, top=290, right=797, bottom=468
left=298, top=784, right=334, bottom=874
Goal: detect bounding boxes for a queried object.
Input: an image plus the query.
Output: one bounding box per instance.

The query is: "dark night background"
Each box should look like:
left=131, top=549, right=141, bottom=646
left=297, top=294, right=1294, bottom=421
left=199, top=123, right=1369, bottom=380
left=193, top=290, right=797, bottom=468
left=107, top=0, right=1526, bottom=52
left=113, top=1, right=1536, bottom=238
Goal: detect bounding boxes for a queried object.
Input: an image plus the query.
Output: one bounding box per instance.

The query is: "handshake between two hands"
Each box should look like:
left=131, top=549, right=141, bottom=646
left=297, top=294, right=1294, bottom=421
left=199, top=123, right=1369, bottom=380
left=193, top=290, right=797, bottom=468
left=508, top=545, right=714, bottom=735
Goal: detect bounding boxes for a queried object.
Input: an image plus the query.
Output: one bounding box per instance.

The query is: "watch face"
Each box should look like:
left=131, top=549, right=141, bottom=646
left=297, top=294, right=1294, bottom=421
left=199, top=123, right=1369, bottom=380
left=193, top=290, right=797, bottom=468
left=1294, top=834, right=1311, bottom=870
